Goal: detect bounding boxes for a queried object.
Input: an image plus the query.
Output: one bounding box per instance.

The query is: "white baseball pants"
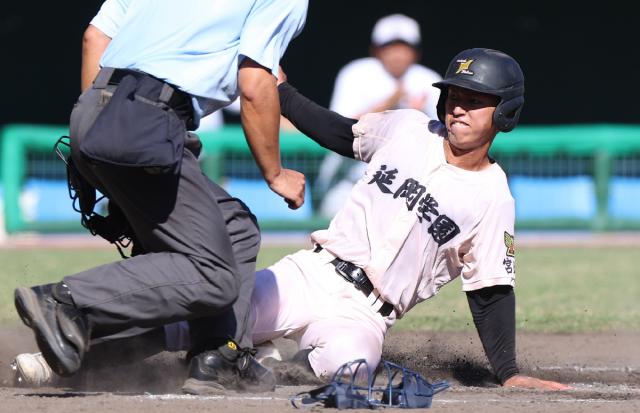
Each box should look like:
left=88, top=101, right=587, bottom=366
left=250, top=248, right=393, bottom=378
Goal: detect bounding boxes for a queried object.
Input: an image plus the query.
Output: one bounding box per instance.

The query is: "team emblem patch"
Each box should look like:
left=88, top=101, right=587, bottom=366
left=504, top=231, right=515, bottom=257
left=455, top=59, right=474, bottom=75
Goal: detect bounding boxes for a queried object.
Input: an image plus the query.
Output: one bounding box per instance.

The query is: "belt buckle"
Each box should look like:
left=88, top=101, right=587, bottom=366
left=334, top=261, right=354, bottom=283
left=335, top=261, right=369, bottom=292
left=350, top=268, right=369, bottom=289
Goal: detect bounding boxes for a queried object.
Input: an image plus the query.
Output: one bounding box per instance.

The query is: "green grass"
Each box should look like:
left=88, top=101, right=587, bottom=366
left=0, top=246, right=299, bottom=324
left=2, top=245, right=638, bottom=332
left=396, top=246, right=640, bottom=332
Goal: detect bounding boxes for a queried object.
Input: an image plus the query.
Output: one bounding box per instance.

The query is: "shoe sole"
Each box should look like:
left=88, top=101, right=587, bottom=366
left=182, top=378, right=227, bottom=395
left=13, top=356, right=32, bottom=387
left=13, top=355, right=51, bottom=387
left=14, top=287, right=80, bottom=377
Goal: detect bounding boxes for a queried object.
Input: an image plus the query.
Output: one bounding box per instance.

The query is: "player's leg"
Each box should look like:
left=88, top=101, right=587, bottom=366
left=250, top=254, right=319, bottom=346
left=182, top=183, right=277, bottom=394
left=250, top=248, right=386, bottom=380
left=186, top=183, right=261, bottom=353
left=15, top=79, right=241, bottom=378
left=245, top=257, right=324, bottom=385
left=298, top=317, right=385, bottom=379
left=259, top=246, right=388, bottom=378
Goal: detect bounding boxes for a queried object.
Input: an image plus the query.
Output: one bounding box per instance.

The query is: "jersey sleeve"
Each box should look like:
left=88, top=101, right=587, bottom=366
left=89, top=0, right=132, bottom=38
left=278, top=82, right=357, bottom=158
left=460, top=196, right=516, bottom=291
left=352, top=109, right=429, bottom=163
left=239, top=0, right=308, bottom=76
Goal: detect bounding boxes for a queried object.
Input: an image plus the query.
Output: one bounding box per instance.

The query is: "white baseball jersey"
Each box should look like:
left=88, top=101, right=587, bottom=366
left=311, top=109, right=516, bottom=318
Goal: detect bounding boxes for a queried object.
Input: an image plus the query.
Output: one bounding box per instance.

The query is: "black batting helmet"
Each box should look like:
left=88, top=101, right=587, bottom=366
left=433, top=48, right=524, bottom=132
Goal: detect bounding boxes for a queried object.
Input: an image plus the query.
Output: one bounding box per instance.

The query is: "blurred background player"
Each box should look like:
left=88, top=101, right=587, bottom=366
left=316, top=13, right=443, bottom=217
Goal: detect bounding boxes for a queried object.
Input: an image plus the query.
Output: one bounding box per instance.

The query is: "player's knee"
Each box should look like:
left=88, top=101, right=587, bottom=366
left=249, top=269, right=281, bottom=342
left=252, top=269, right=278, bottom=306
left=310, top=338, right=382, bottom=379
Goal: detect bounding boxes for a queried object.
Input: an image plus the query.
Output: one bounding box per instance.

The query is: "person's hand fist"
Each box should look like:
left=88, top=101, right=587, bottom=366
left=268, top=168, right=305, bottom=209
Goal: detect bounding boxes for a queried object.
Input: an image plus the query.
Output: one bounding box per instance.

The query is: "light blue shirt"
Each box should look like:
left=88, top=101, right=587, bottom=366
left=90, top=0, right=308, bottom=117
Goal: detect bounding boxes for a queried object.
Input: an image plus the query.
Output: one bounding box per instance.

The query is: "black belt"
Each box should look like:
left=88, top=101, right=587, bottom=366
left=107, top=68, right=195, bottom=129
left=314, top=245, right=394, bottom=317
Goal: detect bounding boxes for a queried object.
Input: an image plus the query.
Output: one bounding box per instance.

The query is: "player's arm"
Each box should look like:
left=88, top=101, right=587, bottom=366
left=466, top=285, right=518, bottom=384
left=82, top=0, right=133, bottom=91
left=239, top=59, right=305, bottom=209
left=236, top=0, right=307, bottom=209
left=278, top=82, right=357, bottom=158
left=466, top=286, right=571, bottom=390
left=81, top=25, right=111, bottom=92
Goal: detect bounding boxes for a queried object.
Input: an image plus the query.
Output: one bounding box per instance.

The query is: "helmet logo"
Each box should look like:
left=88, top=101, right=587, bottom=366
left=455, top=59, right=474, bottom=75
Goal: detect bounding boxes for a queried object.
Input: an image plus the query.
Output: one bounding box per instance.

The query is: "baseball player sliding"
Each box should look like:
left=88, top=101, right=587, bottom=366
left=13, top=48, right=569, bottom=391
left=247, top=48, right=569, bottom=390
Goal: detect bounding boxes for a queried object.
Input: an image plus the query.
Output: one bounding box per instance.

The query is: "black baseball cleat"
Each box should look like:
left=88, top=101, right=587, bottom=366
left=14, top=282, right=90, bottom=377
left=182, top=340, right=276, bottom=395
left=235, top=350, right=278, bottom=393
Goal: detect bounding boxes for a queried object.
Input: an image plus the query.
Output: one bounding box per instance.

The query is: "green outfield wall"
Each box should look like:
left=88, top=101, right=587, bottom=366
left=1, top=124, right=639, bottom=234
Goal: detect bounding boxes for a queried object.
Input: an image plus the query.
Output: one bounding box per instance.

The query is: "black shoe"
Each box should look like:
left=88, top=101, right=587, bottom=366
left=14, top=282, right=90, bottom=377
left=182, top=341, right=276, bottom=395
left=236, top=350, right=277, bottom=393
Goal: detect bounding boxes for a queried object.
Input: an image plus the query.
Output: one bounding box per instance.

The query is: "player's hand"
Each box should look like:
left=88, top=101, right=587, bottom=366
left=503, top=375, right=572, bottom=391
left=277, top=65, right=288, bottom=86
left=268, top=168, right=306, bottom=209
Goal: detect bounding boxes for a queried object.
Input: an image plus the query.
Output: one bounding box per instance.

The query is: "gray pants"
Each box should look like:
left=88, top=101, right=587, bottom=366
left=64, top=70, right=259, bottom=349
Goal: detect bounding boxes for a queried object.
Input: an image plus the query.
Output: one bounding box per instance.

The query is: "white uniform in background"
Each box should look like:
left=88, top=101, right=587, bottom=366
left=250, top=109, right=516, bottom=377
left=317, top=15, right=442, bottom=218
left=330, top=58, right=442, bottom=120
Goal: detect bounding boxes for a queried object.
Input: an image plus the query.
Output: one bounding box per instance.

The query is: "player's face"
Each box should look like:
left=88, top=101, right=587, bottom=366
left=374, top=42, right=418, bottom=79
left=444, top=86, right=499, bottom=151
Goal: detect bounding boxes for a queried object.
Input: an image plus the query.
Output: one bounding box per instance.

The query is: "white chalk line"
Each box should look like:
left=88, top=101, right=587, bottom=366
left=142, top=394, right=290, bottom=401
left=534, top=365, right=637, bottom=373
left=129, top=364, right=640, bottom=404
left=438, top=398, right=626, bottom=404
left=140, top=394, right=632, bottom=405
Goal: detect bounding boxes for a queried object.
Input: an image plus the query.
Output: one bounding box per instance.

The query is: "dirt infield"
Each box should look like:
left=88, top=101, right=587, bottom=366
left=1, top=325, right=638, bottom=412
